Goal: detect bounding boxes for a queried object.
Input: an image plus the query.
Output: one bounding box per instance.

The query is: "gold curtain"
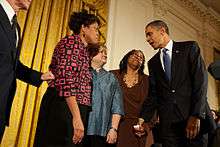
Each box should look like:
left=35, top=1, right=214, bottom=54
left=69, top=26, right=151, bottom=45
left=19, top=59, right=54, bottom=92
left=0, top=0, right=108, bottom=146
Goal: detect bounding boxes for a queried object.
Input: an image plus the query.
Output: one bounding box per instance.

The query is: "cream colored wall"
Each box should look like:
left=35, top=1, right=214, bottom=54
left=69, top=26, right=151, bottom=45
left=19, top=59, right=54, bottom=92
left=106, top=0, right=220, bottom=109
left=106, top=0, right=157, bottom=74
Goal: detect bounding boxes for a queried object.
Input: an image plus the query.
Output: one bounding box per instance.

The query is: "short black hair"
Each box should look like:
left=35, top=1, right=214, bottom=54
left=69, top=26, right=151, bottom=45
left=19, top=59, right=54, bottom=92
left=146, top=20, right=169, bottom=35
left=69, top=9, right=100, bottom=34
left=119, top=49, right=145, bottom=74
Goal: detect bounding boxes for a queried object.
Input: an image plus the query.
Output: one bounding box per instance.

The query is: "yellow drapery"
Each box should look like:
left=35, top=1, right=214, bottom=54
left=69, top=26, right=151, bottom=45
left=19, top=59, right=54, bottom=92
left=1, top=0, right=108, bottom=146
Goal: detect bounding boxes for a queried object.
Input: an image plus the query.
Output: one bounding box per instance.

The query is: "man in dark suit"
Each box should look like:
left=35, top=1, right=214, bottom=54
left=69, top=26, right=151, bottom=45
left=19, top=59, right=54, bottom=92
left=0, top=0, right=54, bottom=142
left=135, top=20, right=216, bottom=147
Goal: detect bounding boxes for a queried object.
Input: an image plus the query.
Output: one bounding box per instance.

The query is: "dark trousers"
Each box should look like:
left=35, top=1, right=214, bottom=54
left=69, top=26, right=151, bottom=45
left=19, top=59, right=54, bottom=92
left=161, top=133, right=208, bottom=147
left=151, top=144, right=162, bottom=147
left=34, top=88, right=90, bottom=147
left=84, top=135, right=116, bottom=147
left=160, top=122, right=208, bottom=147
left=0, top=123, right=5, bottom=143
left=208, top=127, right=220, bottom=147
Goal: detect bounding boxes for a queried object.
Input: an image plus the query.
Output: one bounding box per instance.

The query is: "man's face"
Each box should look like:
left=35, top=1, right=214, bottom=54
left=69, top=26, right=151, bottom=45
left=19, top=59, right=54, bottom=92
left=14, top=0, right=32, bottom=10
left=145, top=25, right=165, bottom=50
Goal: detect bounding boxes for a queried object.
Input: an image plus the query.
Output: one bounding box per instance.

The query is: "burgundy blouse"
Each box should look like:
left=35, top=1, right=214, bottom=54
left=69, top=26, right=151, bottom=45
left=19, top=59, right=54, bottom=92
left=48, top=35, right=92, bottom=106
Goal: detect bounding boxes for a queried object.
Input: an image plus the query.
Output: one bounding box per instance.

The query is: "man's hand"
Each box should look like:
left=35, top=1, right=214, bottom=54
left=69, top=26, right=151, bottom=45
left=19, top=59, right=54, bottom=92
left=133, top=118, right=146, bottom=137
left=133, top=124, right=146, bottom=137
left=185, top=116, right=200, bottom=139
left=41, top=71, right=55, bottom=81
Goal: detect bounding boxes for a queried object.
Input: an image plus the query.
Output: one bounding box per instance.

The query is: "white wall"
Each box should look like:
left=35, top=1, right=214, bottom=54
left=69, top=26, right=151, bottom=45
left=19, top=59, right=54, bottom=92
left=105, top=0, right=220, bottom=109
left=105, top=0, right=157, bottom=74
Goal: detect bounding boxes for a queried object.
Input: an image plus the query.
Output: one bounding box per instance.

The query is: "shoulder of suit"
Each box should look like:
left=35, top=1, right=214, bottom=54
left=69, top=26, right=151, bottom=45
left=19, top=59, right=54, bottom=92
left=148, top=51, right=160, bottom=64
left=174, top=41, right=200, bottom=52
left=174, top=41, right=198, bottom=46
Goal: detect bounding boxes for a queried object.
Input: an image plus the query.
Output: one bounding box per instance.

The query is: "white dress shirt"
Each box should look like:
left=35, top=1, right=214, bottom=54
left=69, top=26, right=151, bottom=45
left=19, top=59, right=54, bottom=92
left=160, top=40, right=173, bottom=71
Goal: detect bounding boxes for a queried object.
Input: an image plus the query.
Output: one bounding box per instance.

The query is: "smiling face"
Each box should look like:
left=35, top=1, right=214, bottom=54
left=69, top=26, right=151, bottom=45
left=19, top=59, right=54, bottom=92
left=127, top=50, right=144, bottom=69
left=145, top=25, right=166, bottom=50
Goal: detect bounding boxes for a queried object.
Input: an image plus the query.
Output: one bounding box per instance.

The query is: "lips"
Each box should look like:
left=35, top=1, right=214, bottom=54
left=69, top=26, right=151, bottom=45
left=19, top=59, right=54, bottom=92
left=149, top=42, right=154, bottom=46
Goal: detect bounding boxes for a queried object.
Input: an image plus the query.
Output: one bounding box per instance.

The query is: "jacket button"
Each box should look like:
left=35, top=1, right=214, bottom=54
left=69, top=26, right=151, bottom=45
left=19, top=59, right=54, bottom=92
left=171, top=89, right=175, bottom=93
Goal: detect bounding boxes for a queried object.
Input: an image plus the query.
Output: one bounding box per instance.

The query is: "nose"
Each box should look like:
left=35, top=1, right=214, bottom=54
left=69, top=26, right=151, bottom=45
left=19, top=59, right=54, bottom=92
left=96, top=30, right=100, bottom=36
left=146, top=36, right=150, bottom=43
left=96, top=33, right=99, bottom=39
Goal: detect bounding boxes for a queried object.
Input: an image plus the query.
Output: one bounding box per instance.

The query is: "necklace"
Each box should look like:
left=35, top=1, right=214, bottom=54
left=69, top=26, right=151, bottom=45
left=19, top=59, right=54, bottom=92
left=123, top=73, right=138, bottom=88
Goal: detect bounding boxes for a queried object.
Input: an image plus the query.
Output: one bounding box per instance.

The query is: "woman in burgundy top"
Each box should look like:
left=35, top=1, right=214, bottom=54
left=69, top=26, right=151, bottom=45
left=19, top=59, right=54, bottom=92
left=34, top=10, right=100, bottom=147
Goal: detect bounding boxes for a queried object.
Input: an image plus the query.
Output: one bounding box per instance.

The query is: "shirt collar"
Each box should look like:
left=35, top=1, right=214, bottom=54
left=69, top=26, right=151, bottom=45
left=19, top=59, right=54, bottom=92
left=164, top=40, right=173, bottom=51
left=92, top=67, right=105, bottom=73
left=0, top=0, right=16, bottom=24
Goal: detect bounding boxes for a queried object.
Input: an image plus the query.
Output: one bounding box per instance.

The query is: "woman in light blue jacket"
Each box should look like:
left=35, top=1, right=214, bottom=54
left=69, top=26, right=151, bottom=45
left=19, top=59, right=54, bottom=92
left=85, top=44, right=124, bottom=147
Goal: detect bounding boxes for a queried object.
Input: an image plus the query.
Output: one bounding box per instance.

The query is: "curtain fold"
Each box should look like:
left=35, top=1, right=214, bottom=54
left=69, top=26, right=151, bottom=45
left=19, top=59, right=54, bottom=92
left=1, top=0, right=108, bottom=146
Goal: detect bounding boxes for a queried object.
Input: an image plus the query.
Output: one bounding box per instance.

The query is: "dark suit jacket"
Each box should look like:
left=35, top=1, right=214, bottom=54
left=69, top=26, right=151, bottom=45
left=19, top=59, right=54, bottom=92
left=208, top=60, right=220, bottom=80
left=141, top=41, right=216, bottom=135
left=0, top=4, right=42, bottom=126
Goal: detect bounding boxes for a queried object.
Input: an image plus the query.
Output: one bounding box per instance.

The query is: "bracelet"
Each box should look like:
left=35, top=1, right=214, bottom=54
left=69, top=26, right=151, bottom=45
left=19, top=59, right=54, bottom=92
left=110, top=127, right=118, bottom=132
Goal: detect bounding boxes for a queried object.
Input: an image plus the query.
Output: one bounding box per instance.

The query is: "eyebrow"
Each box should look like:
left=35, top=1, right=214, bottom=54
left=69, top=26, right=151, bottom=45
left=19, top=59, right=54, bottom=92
left=133, top=53, right=143, bottom=58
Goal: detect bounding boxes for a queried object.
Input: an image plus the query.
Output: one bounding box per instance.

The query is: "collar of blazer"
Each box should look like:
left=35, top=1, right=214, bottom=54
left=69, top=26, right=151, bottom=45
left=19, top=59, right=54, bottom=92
left=170, top=41, right=182, bottom=87
left=151, top=51, right=170, bottom=87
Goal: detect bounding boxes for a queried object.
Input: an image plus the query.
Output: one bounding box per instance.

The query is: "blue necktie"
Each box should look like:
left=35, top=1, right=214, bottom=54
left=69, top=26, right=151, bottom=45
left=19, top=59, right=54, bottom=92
left=162, top=48, right=171, bottom=81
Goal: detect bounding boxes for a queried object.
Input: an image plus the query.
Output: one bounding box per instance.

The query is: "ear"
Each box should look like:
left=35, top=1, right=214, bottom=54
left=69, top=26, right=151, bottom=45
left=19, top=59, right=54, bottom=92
left=81, top=24, right=87, bottom=35
left=81, top=24, right=86, bottom=31
left=160, top=27, right=166, bottom=35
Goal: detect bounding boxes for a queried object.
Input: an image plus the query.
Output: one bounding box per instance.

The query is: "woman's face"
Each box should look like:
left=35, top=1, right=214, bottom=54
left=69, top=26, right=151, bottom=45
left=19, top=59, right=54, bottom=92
left=127, top=51, right=144, bottom=68
left=92, top=49, right=107, bottom=66
left=83, top=22, right=99, bottom=45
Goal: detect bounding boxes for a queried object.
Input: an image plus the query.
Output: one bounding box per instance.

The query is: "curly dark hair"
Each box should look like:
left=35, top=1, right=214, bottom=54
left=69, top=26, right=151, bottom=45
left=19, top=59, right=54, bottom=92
left=119, top=49, right=145, bottom=74
left=68, top=9, right=100, bottom=34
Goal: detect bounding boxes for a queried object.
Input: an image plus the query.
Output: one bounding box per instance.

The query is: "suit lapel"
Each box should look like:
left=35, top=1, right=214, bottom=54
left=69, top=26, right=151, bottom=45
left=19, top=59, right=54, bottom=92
left=153, top=52, right=170, bottom=87
left=0, top=4, right=16, bottom=48
left=171, top=42, right=182, bottom=87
